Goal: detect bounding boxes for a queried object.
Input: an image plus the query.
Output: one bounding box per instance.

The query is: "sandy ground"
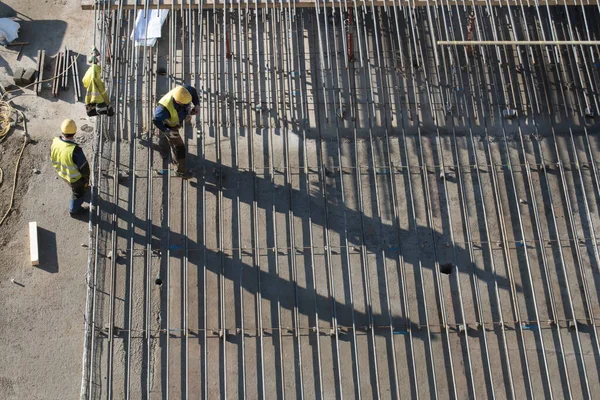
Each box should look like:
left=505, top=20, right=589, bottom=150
left=0, top=1, right=95, bottom=399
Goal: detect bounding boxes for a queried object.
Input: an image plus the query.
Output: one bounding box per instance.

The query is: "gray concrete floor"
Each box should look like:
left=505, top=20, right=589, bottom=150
left=84, top=5, right=600, bottom=399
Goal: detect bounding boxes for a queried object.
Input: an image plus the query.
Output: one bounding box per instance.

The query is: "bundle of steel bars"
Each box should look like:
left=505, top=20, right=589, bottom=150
left=80, top=1, right=600, bottom=399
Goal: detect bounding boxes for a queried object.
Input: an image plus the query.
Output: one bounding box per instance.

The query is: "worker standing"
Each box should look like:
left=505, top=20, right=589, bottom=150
left=50, top=119, right=90, bottom=218
left=82, top=47, right=114, bottom=117
left=152, top=84, right=199, bottom=178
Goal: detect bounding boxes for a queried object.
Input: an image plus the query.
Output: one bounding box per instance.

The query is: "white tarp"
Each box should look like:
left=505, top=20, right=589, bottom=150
left=0, top=18, right=19, bottom=46
left=131, top=9, right=168, bottom=47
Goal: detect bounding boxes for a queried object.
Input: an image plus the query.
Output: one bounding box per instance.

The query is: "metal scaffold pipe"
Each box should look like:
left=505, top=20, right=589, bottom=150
left=81, top=0, right=598, bottom=9
left=437, top=40, right=600, bottom=46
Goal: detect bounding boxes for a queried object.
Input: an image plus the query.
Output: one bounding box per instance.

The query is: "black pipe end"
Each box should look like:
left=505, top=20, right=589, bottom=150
left=440, top=263, right=453, bottom=275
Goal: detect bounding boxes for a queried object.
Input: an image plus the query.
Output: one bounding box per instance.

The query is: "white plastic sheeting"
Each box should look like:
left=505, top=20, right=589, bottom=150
left=131, top=9, right=168, bottom=47
left=0, top=18, right=19, bottom=46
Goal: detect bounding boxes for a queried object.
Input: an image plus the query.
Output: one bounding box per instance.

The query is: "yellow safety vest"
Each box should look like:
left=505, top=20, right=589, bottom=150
left=51, top=137, right=82, bottom=183
left=82, top=64, right=109, bottom=105
left=158, top=90, right=180, bottom=128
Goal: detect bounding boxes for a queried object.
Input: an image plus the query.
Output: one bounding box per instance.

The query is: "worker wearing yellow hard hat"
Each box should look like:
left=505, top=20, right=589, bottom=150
left=82, top=47, right=114, bottom=117
left=50, top=119, right=91, bottom=218
left=152, top=84, right=200, bottom=179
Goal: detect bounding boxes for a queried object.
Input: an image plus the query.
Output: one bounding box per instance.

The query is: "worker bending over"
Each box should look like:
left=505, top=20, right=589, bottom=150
left=50, top=119, right=90, bottom=218
left=152, top=84, right=199, bottom=178
left=82, top=47, right=114, bottom=117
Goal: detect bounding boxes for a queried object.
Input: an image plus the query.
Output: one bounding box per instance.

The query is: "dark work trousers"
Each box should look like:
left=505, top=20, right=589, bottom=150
left=156, top=129, right=187, bottom=173
left=85, top=102, right=114, bottom=117
left=69, top=178, right=89, bottom=213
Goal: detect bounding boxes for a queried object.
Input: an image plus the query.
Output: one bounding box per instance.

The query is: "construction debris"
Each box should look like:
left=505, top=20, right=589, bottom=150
left=12, top=67, right=36, bottom=86
left=6, top=41, right=28, bottom=47
left=21, top=68, right=36, bottom=85
left=12, top=67, right=24, bottom=85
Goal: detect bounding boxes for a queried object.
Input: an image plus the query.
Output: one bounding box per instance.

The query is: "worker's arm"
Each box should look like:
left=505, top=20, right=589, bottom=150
left=183, top=85, right=200, bottom=115
left=72, top=146, right=90, bottom=179
left=183, top=84, right=200, bottom=106
left=95, top=77, right=110, bottom=104
left=152, top=106, right=172, bottom=132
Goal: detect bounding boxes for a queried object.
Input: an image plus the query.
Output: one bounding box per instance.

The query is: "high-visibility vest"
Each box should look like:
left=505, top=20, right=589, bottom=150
left=82, top=64, right=109, bottom=105
left=157, top=89, right=180, bottom=128
left=51, top=137, right=82, bottom=183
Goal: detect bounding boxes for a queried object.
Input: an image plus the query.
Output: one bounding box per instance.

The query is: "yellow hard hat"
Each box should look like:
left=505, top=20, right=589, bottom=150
left=172, top=86, right=192, bottom=104
left=61, top=119, right=77, bottom=135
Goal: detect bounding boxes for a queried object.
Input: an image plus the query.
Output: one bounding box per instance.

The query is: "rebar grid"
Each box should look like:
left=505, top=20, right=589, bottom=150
left=80, top=3, right=600, bottom=399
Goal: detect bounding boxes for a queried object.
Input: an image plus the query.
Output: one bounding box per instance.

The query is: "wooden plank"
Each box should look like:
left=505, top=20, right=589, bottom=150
left=6, top=41, right=29, bottom=47
left=71, top=55, right=81, bottom=99
left=81, top=0, right=584, bottom=9
left=29, top=221, right=39, bottom=266
left=39, top=50, right=46, bottom=95
left=35, top=50, right=42, bottom=95
left=63, top=47, right=69, bottom=90
left=61, top=49, right=68, bottom=90
left=52, top=53, right=61, bottom=97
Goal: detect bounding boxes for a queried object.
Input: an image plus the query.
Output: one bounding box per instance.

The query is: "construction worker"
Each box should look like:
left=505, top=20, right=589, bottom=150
left=82, top=47, right=114, bottom=117
left=152, top=84, right=199, bottom=178
left=50, top=119, right=90, bottom=217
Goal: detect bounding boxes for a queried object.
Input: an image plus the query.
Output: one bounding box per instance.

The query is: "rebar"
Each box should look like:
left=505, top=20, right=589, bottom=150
left=82, top=4, right=600, bottom=399
left=437, top=40, right=600, bottom=45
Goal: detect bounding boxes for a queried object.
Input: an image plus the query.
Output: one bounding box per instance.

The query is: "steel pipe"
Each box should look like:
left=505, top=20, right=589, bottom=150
left=437, top=40, right=600, bottom=46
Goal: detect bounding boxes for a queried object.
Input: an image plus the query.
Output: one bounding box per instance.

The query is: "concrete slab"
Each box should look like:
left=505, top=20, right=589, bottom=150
left=81, top=5, right=600, bottom=400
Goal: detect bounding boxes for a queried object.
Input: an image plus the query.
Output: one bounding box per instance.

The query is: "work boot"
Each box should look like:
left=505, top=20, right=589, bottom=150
left=70, top=205, right=90, bottom=219
left=175, top=157, right=187, bottom=171
left=176, top=169, right=193, bottom=179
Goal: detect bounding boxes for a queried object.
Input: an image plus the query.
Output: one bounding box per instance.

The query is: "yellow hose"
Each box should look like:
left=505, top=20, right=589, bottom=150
left=0, top=96, right=28, bottom=226
left=0, top=99, right=14, bottom=140
left=0, top=134, right=27, bottom=226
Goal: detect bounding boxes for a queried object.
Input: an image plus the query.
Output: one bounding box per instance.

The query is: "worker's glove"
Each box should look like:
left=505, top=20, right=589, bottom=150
left=190, top=105, right=200, bottom=116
